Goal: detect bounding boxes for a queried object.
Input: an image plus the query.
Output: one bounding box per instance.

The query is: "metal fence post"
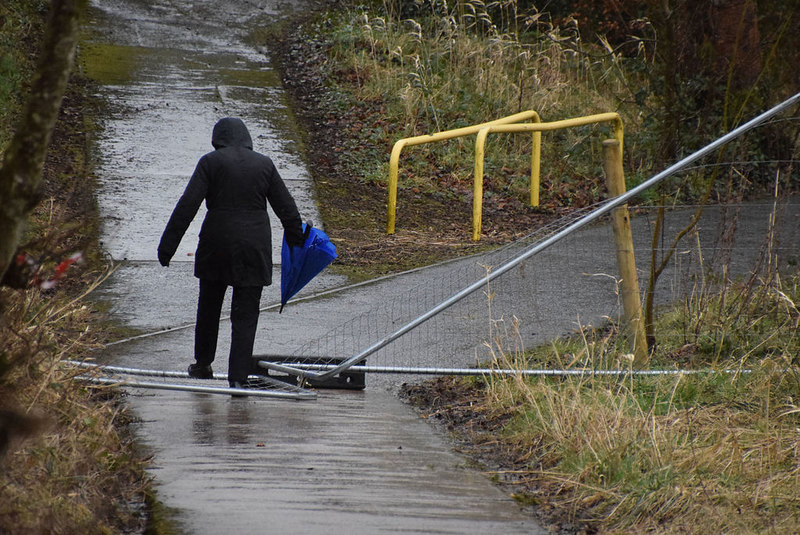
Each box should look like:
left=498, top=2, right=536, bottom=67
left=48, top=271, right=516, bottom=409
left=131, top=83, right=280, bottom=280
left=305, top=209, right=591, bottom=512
left=602, top=139, right=649, bottom=365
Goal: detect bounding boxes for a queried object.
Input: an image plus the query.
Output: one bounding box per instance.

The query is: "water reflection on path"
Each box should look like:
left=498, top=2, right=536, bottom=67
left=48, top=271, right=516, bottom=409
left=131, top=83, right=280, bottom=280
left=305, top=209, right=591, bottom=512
left=131, top=389, right=538, bottom=534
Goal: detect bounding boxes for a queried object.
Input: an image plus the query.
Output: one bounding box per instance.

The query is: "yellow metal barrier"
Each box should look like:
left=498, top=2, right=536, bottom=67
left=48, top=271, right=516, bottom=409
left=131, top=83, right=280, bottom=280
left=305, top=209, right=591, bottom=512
left=473, top=112, right=624, bottom=240
left=386, top=110, right=541, bottom=234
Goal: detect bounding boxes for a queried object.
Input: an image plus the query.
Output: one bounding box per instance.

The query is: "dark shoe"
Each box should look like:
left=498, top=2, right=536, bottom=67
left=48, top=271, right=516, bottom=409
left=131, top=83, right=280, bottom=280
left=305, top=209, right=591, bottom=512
left=188, top=363, right=213, bottom=379
left=229, top=380, right=248, bottom=398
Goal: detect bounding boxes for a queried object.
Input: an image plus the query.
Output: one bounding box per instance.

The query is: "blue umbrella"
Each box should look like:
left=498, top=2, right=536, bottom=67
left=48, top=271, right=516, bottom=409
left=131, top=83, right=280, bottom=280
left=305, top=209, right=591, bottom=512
left=280, top=222, right=337, bottom=312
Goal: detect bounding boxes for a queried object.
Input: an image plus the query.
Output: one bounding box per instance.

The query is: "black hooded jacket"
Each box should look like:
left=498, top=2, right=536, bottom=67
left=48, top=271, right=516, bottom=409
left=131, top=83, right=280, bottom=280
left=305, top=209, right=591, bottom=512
left=158, top=117, right=304, bottom=286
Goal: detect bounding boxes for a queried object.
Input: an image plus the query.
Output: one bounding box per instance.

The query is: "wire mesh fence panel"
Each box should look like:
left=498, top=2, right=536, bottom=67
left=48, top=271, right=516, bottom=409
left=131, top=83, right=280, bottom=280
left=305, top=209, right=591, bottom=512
left=264, top=96, right=799, bottom=381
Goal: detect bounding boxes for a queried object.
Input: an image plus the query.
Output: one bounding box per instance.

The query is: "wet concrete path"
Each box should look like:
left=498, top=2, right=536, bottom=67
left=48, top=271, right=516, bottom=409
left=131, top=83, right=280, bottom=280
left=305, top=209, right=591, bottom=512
left=85, top=0, right=545, bottom=533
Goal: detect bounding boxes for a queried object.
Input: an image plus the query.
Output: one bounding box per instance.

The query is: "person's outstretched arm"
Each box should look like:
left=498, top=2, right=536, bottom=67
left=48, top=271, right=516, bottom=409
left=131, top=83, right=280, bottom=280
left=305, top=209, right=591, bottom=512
left=157, top=158, right=209, bottom=266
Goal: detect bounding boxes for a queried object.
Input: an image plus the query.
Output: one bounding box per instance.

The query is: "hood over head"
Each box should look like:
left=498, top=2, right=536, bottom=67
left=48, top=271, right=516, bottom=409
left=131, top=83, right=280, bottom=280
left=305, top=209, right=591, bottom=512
left=211, top=117, right=253, bottom=150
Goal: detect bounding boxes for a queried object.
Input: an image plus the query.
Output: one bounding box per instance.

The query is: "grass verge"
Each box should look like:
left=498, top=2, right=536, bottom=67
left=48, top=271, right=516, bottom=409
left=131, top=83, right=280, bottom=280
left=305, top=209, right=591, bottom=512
left=403, top=265, right=800, bottom=534
left=264, top=1, right=616, bottom=278
left=1, top=1, right=166, bottom=532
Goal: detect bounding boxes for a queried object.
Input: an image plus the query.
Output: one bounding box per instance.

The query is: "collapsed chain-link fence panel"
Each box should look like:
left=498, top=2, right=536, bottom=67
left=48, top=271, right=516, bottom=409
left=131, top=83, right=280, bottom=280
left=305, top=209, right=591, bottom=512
left=261, top=94, right=800, bottom=383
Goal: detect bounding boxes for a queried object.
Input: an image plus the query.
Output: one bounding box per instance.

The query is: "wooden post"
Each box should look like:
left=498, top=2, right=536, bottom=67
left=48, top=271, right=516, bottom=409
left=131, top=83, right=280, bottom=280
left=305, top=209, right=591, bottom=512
left=602, top=139, right=649, bottom=365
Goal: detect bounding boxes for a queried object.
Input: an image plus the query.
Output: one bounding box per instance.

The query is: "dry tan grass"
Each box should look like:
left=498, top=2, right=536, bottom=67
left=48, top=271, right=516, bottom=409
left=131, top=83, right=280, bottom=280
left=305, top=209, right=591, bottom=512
left=327, top=0, right=634, bottom=191
left=477, top=265, right=800, bottom=533
left=0, top=273, right=152, bottom=534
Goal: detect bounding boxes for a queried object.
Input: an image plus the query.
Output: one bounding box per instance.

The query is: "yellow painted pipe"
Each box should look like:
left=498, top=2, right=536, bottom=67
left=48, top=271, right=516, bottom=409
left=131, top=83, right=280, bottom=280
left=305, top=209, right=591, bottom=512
left=387, top=110, right=541, bottom=234
left=471, top=113, right=623, bottom=241
left=473, top=128, right=490, bottom=241
left=531, top=129, right=542, bottom=207
left=387, top=140, right=406, bottom=234
left=479, top=113, right=622, bottom=143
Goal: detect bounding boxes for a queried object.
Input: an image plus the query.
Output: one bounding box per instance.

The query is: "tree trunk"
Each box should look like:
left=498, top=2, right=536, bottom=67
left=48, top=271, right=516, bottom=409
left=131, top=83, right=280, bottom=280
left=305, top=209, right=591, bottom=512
left=0, top=0, right=85, bottom=296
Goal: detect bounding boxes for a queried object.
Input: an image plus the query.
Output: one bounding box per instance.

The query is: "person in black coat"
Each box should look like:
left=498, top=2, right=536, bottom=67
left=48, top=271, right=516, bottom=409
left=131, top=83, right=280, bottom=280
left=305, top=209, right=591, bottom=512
left=158, top=117, right=305, bottom=389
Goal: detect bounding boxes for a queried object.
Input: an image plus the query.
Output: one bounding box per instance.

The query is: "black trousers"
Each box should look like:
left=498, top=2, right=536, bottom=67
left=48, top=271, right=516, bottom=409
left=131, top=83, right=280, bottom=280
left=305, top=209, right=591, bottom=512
left=194, top=279, right=263, bottom=383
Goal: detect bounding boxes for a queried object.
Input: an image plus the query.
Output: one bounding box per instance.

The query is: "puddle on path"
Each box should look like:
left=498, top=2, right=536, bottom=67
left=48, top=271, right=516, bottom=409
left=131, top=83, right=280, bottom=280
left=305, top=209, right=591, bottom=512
left=129, top=389, right=539, bottom=534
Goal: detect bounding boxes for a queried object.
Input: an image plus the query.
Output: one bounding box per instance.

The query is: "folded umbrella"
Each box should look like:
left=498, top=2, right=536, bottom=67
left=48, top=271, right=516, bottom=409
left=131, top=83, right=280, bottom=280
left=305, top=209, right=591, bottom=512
left=280, top=222, right=337, bottom=313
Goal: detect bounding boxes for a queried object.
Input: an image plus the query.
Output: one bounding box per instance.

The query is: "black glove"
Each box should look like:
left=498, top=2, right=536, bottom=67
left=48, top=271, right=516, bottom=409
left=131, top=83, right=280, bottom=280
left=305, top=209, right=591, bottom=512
left=157, top=248, right=170, bottom=267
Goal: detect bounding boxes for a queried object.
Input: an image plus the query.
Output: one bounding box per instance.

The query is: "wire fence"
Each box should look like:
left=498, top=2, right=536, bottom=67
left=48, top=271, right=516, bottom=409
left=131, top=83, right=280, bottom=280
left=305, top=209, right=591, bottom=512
left=265, top=94, right=800, bottom=381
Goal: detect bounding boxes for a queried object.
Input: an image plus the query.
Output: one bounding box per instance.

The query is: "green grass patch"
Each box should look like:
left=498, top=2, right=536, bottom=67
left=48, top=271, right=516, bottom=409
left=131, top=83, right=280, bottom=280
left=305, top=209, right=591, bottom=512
left=0, top=0, right=47, bottom=150
left=78, top=42, right=146, bottom=85
left=216, top=66, right=282, bottom=88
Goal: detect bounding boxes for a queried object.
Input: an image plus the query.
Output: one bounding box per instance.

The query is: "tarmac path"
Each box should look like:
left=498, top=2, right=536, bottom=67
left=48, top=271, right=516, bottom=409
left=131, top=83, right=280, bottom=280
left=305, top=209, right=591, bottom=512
left=85, top=1, right=800, bottom=533
left=85, top=1, right=546, bottom=533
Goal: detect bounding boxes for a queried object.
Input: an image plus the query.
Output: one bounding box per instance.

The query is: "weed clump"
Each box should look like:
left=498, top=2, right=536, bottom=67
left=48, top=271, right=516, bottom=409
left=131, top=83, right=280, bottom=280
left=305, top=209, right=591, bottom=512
left=324, top=1, right=630, bottom=206
left=0, top=281, right=153, bottom=533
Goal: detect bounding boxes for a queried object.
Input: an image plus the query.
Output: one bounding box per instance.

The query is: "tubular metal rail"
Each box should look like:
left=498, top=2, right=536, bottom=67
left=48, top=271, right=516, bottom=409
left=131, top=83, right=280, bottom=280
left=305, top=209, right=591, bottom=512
left=256, top=361, right=750, bottom=377
left=387, top=110, right=541, bottom=235
left=67, top=361, right=317, bottom=400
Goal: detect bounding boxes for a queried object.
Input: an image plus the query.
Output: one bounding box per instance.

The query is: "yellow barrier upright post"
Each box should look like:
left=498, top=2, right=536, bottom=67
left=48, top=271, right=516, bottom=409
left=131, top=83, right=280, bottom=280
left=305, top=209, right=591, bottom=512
left=530, top=129, right=542, bottom=207
left=472, top=112, right=623, bottom=241
left=602, top=139, right=648, bottom=365
left=386, top=111, right=540, bottom=235
left=473, top=128, right=490, bottom=241
left=387, top=141, right=405, bottom=234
